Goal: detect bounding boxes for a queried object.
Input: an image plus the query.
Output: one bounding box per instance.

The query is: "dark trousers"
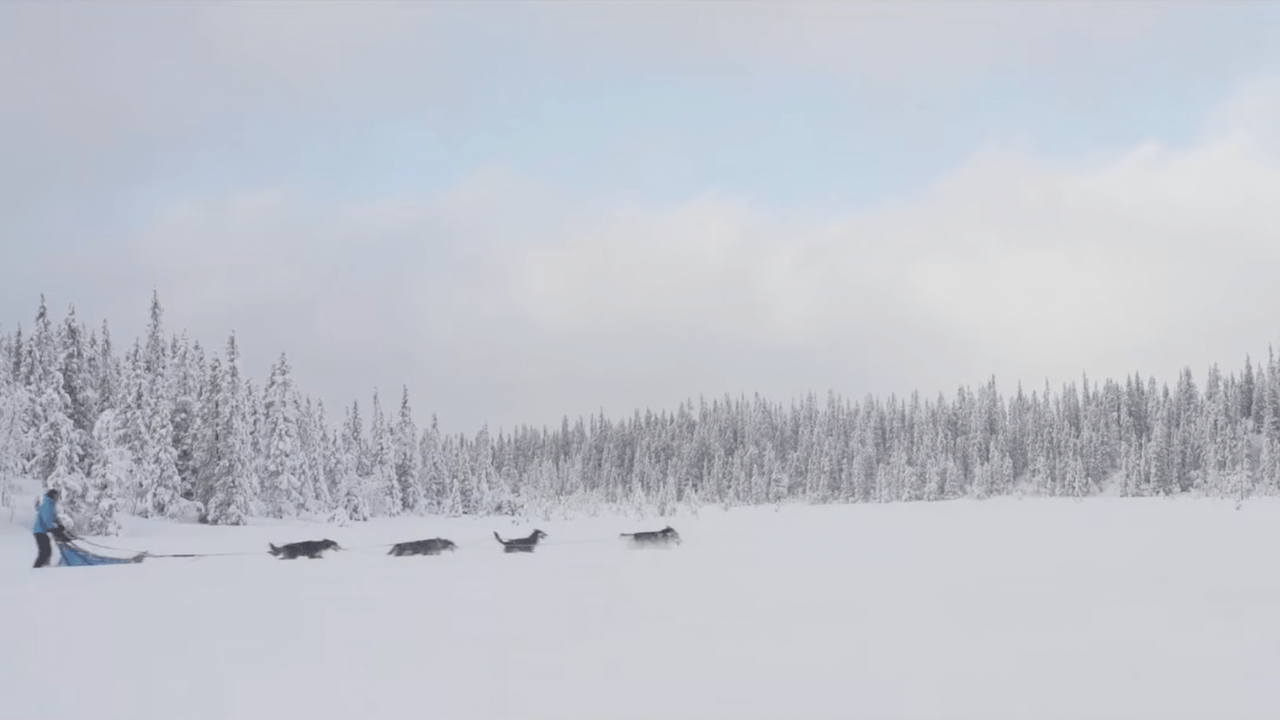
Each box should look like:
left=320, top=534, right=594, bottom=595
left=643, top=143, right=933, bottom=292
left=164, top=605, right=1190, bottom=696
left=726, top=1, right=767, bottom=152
left=33, top=532, right=51, bottom=568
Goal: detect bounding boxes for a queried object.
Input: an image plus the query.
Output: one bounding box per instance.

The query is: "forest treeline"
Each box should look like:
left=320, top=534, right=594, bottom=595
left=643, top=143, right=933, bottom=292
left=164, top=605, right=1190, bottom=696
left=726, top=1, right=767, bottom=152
left=0, top=294, right=1272, bottom=534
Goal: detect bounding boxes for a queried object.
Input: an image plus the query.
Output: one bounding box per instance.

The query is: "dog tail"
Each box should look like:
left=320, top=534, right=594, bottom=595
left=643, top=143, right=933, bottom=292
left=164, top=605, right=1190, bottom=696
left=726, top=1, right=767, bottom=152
left=268, top=543, right=281, bottom=556
left=619, top=533, right=634, bottom=538
left=494, top=531, right=506, bottom=545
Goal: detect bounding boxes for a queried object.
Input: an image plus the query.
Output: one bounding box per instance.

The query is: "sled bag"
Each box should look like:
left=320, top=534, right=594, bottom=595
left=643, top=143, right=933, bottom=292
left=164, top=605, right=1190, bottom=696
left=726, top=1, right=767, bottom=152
left=56, top=542, right=143, bottom=566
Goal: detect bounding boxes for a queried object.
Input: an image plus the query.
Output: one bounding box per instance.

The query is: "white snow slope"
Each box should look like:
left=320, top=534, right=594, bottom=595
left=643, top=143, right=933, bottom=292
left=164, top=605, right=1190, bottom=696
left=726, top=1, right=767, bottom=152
left=3, top=493, right=1280, bottom=720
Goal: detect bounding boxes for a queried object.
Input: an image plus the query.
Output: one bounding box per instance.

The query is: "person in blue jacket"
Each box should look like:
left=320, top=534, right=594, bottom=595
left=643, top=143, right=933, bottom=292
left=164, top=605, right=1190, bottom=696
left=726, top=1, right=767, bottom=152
left=32, top=488, right=70, bottom=568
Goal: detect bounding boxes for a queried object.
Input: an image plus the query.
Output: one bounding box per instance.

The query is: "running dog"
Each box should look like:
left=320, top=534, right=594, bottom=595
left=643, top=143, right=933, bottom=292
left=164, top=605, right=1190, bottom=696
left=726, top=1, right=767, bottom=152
left=268, top=539, right=341, bottom=559
left=620, top=526, right=682, bottom=547
left=493, top=529, right=547, bottom=553
left=387, top=538, right=457, bottom=556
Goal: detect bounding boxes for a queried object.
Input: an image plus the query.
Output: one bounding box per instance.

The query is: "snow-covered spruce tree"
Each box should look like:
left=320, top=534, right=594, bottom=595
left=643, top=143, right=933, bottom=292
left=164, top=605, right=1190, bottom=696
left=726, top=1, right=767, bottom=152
left=94, top=320, right=120, bottom=416
left=0, top=330, right=24, bottom=506
left=170, top=333, right=204, bottom=501
left=58, top=306, right=99, bottom=466
left=1228, top=422, right=1253, bottom=506
left=298, top=398, right=331, bottom=514
left=1066, top=446, right=1088, bottom=499
left=347, top=400, right=368, bottom=477
left=1149, top=382, right=1176, bottom=496
left=136, top=378, right=182, bottom=518
left=368, top=391, right=399, bottom=515
left=24, top=307, right=92, bottom=520
left=0, top=327, right=8, bottom=383
left=83, top=409, right=129, bottom=535
left=261, top=353, right=304, bottom=517
left=193, top=354, right=227, bottom=511
left=0, top=370, right=24, bottom=509
left=205, top=333, right=257, bottom=526
left=336, top=404, right=369, bottom=521
left=18, top=296, right=53, bottom=392
left=1252, top=355, right=1272, bottom=440
left=394, top=387, right=423, bottom=514
left=318, top=414, right=341, bottom=512
left=517, top=454, right=552, bottom=520
left=42, top=416, right=87, bottom=530
left=1259, top=434, right=1280, bottom=495
left=134, top=308, right=183, bottom=519
left=418, top=414, right=448, bottom=514
left=445, top=435, right=467, bottom=516
left=7, top=326, right=21, bottom=382
left=321, top=426, right=353, bottom=525
left=242, top=377, right=264, bottom=511
left=442, top=434, right=468, bottom=516
left=24, top=300, right=67, bottom=474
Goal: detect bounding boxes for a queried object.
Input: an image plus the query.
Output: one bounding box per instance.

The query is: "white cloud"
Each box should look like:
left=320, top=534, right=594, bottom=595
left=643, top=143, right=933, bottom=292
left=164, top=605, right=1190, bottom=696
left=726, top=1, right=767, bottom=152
left=6, top=0, right=1280, bottom=431
left=502, top=76, right=1280, bottom=412
left=110, top=77, right=1280, bottom=431
left=146, top=77, right=1280, bottom=430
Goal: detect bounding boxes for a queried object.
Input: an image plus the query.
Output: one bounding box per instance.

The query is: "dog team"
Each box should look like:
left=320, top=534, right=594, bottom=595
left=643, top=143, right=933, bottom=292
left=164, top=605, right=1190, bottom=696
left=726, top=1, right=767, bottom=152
left=267, top=525, right=682, bottom=559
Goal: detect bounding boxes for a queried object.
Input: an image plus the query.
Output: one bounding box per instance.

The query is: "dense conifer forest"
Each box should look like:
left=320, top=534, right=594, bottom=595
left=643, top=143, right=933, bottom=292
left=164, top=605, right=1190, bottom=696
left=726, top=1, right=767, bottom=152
left=1, top=294, right=1272, bottom=533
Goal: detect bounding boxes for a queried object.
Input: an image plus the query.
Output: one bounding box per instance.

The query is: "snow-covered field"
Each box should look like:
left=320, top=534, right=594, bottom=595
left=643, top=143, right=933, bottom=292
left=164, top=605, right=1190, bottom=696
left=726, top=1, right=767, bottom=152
left=4, top=489, right=1280, bottom=720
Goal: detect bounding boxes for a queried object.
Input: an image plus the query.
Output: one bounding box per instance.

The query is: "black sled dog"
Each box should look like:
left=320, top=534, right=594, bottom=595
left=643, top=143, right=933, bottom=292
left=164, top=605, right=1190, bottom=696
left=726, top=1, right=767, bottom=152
left=493, top=529, right=547, bottom=553
left=620, top=526, right=682, bottom=548
left=388, top=538, right=458, bottom=556
left=268, top=539, right=341, bottom=559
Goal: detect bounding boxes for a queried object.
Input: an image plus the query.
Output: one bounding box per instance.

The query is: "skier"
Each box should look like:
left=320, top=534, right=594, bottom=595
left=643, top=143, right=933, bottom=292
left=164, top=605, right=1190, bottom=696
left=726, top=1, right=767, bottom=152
left=32, top=489, right=70, bottom=568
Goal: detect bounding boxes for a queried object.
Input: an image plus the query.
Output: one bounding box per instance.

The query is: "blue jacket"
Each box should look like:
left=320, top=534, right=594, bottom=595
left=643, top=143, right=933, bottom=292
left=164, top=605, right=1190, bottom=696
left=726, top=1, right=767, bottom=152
left=32, top=496, right=58, bottom=534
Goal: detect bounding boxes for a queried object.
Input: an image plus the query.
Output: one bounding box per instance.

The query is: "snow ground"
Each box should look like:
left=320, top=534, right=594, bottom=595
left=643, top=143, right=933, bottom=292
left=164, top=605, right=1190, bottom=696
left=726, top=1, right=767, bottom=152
left=4, top=490, right=1280, bottom=720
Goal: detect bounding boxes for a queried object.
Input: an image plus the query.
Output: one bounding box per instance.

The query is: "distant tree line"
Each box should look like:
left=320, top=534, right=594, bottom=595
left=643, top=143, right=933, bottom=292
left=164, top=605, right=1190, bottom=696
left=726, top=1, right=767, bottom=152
left=1, top=294, right=1275, bottom=534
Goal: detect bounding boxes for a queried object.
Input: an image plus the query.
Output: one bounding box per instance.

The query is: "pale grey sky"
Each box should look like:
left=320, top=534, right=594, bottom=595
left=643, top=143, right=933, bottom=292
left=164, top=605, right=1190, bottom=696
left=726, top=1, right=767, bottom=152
left=4, top=2, right=1280, bottom=433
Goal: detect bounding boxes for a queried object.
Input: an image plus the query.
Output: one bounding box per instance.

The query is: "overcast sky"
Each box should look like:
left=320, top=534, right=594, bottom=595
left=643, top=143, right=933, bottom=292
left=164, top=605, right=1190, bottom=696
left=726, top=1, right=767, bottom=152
left=4, top=2, right=1280, bottom=434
